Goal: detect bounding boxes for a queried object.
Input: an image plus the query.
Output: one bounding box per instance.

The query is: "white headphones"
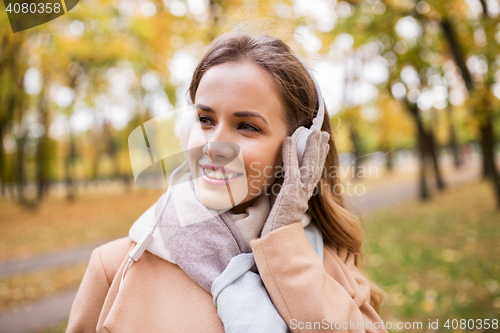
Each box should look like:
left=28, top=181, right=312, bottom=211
left=290, top=64, right=325, bottom=165
left=178, top=61, right=325, bottom=166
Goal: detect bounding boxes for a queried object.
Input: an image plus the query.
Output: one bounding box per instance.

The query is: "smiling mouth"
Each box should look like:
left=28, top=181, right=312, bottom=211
left=201, top=167, right=243, bottom=180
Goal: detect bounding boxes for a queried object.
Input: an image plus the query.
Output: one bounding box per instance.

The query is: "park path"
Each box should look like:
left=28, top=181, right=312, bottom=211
left=345, top=161, right=480, bottom=215
left=0, top=241, right=109, bottom=279
left=0, top=161, right=483, bottom=333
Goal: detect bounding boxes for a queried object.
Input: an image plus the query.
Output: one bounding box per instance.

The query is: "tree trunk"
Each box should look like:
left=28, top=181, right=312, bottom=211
left=441, top=19, right=474, bottom=91
left=408, top=103, right=429, bottom=200
left=425, top=130, right=445, bottom=190
left=350, top=127, right=361, bottom=180
left=480, top=108, right=496, bottom=180
left=36, top=77, right=49, bottom=201
left=92, top=155, right=99, bottom=180
left=386, top=150, right=394, bottom=173
left=480, top=113, right=500, bottom=207
left=0, top=35, right=25, bottom=199
left=0, top=123, right=5, bottom=197
left=35, top=127, right=48, bottom=201
left=481, top=119, right=494, bottom=178
left=447, top=104, right=461, bottom=169
left=417, top=123, right=430, bottom=200
left=442, top=16, right=500, bottom=208
left=65, top=136, right=76, bottom=201
left=482, top=139, right=493, bottom=179
left=15, top=132, right=27, bottom=204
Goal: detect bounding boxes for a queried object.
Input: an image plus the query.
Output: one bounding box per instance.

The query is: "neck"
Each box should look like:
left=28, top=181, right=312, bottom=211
left=229, top=196, right=259, bottom=214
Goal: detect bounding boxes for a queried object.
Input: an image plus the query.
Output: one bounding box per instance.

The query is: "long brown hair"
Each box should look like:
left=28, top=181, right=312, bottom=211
left=188, top=29, right=383, bottom=312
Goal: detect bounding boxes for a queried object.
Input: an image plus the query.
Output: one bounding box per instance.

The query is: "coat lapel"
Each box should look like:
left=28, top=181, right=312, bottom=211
left=98, top=250, right=225, bottom=333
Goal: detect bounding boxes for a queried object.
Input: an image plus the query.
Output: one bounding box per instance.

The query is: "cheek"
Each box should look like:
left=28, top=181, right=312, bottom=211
left=243, top=143, right=283, bottom=182
left=186, top=124, right=206, bottom=150
left=273, top=145, right=284, bottom=168
left=186, top=127, right=207, bottom=173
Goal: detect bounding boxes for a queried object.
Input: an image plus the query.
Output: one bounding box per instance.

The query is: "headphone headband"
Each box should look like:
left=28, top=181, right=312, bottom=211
left=298, top=59, right=325, bottom=131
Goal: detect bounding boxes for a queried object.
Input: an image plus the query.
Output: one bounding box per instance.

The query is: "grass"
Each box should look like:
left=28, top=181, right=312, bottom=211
left=1, top=178, right=499, bottom=332
left=362, top=181, right=500, bottom=332
left=0, top=188, right=164, bottom=261
left=0, top=186, right=163, bottom=314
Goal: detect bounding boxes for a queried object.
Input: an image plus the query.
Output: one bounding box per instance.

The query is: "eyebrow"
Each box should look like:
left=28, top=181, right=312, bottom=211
left=196, top=103, right=268, bottom=126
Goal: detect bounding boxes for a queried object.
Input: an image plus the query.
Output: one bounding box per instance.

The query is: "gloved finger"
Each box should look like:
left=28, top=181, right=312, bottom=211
left=308, top=133, right=330, bottom=188
left=319, top=132, right=330, bottom=167
left=300, top=129, right=321, bottom=186
left=282, top=136, right=300, bottom=183
left=320, top=131, right=331, bottom=147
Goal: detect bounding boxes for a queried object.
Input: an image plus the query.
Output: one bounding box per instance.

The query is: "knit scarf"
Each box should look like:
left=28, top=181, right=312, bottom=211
left=129, top=171, right=311, bottom=265
left=129, top=172, right=315, bottom=333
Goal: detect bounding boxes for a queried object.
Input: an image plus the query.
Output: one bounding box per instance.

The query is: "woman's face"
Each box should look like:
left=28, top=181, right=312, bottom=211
left=187, top=60, right=289, bottom=213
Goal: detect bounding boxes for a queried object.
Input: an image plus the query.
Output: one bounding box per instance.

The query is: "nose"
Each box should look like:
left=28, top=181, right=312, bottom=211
left=202, top=126, right=239, bottom=162
left=202, top=142, right=239, bottom=162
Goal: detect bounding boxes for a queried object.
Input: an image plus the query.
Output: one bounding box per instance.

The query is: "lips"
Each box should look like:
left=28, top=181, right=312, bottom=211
left=199, top=164, right=241, bottom=174
left=199, top=164, right=244, bottom=185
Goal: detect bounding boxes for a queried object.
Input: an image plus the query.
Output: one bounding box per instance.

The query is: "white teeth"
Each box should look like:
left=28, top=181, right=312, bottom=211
left=203, top=168, right=239, bottom=180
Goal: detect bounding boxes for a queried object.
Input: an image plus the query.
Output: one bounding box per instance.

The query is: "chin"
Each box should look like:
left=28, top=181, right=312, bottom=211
left=193, top=172, right=249, bottom=211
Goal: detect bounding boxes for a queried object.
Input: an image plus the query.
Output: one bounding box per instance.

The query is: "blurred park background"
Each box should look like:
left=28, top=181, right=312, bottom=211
left=1, top=0, right=500, bottom=332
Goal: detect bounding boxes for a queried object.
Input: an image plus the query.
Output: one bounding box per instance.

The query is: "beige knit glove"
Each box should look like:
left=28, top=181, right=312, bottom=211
left=261, top=129, right=330, bottom=238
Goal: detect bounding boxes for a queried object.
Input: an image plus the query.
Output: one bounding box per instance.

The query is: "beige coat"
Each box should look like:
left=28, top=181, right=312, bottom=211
left=67, top=223, right=387, bottom=332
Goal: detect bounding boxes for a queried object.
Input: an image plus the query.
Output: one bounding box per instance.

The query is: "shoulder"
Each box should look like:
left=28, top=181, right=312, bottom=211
left=323, top=241, right=372, bottom=304
left=97, top=237, right=134, bottom=257
left=323, top=242, right=350, bottom=262
left=91, top=237, right=135, bottom=286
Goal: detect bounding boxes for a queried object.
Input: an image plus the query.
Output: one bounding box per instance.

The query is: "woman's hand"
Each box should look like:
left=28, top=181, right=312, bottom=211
left=261, top=129, right=330, bottom=237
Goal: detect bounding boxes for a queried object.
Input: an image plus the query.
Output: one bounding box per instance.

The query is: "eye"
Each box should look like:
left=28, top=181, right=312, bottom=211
left=198, top=115, right=214, bottom=127
left=238, top=123, right=261, bottom=133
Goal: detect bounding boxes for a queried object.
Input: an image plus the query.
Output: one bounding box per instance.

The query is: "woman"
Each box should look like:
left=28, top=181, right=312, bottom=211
left=67, top=30, right=387, bottom=332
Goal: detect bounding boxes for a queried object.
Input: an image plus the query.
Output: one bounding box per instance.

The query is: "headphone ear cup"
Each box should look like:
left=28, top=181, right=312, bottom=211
left=291, top=126, right=310, bottom=166
left=179, top=109, right=195, bottom=151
